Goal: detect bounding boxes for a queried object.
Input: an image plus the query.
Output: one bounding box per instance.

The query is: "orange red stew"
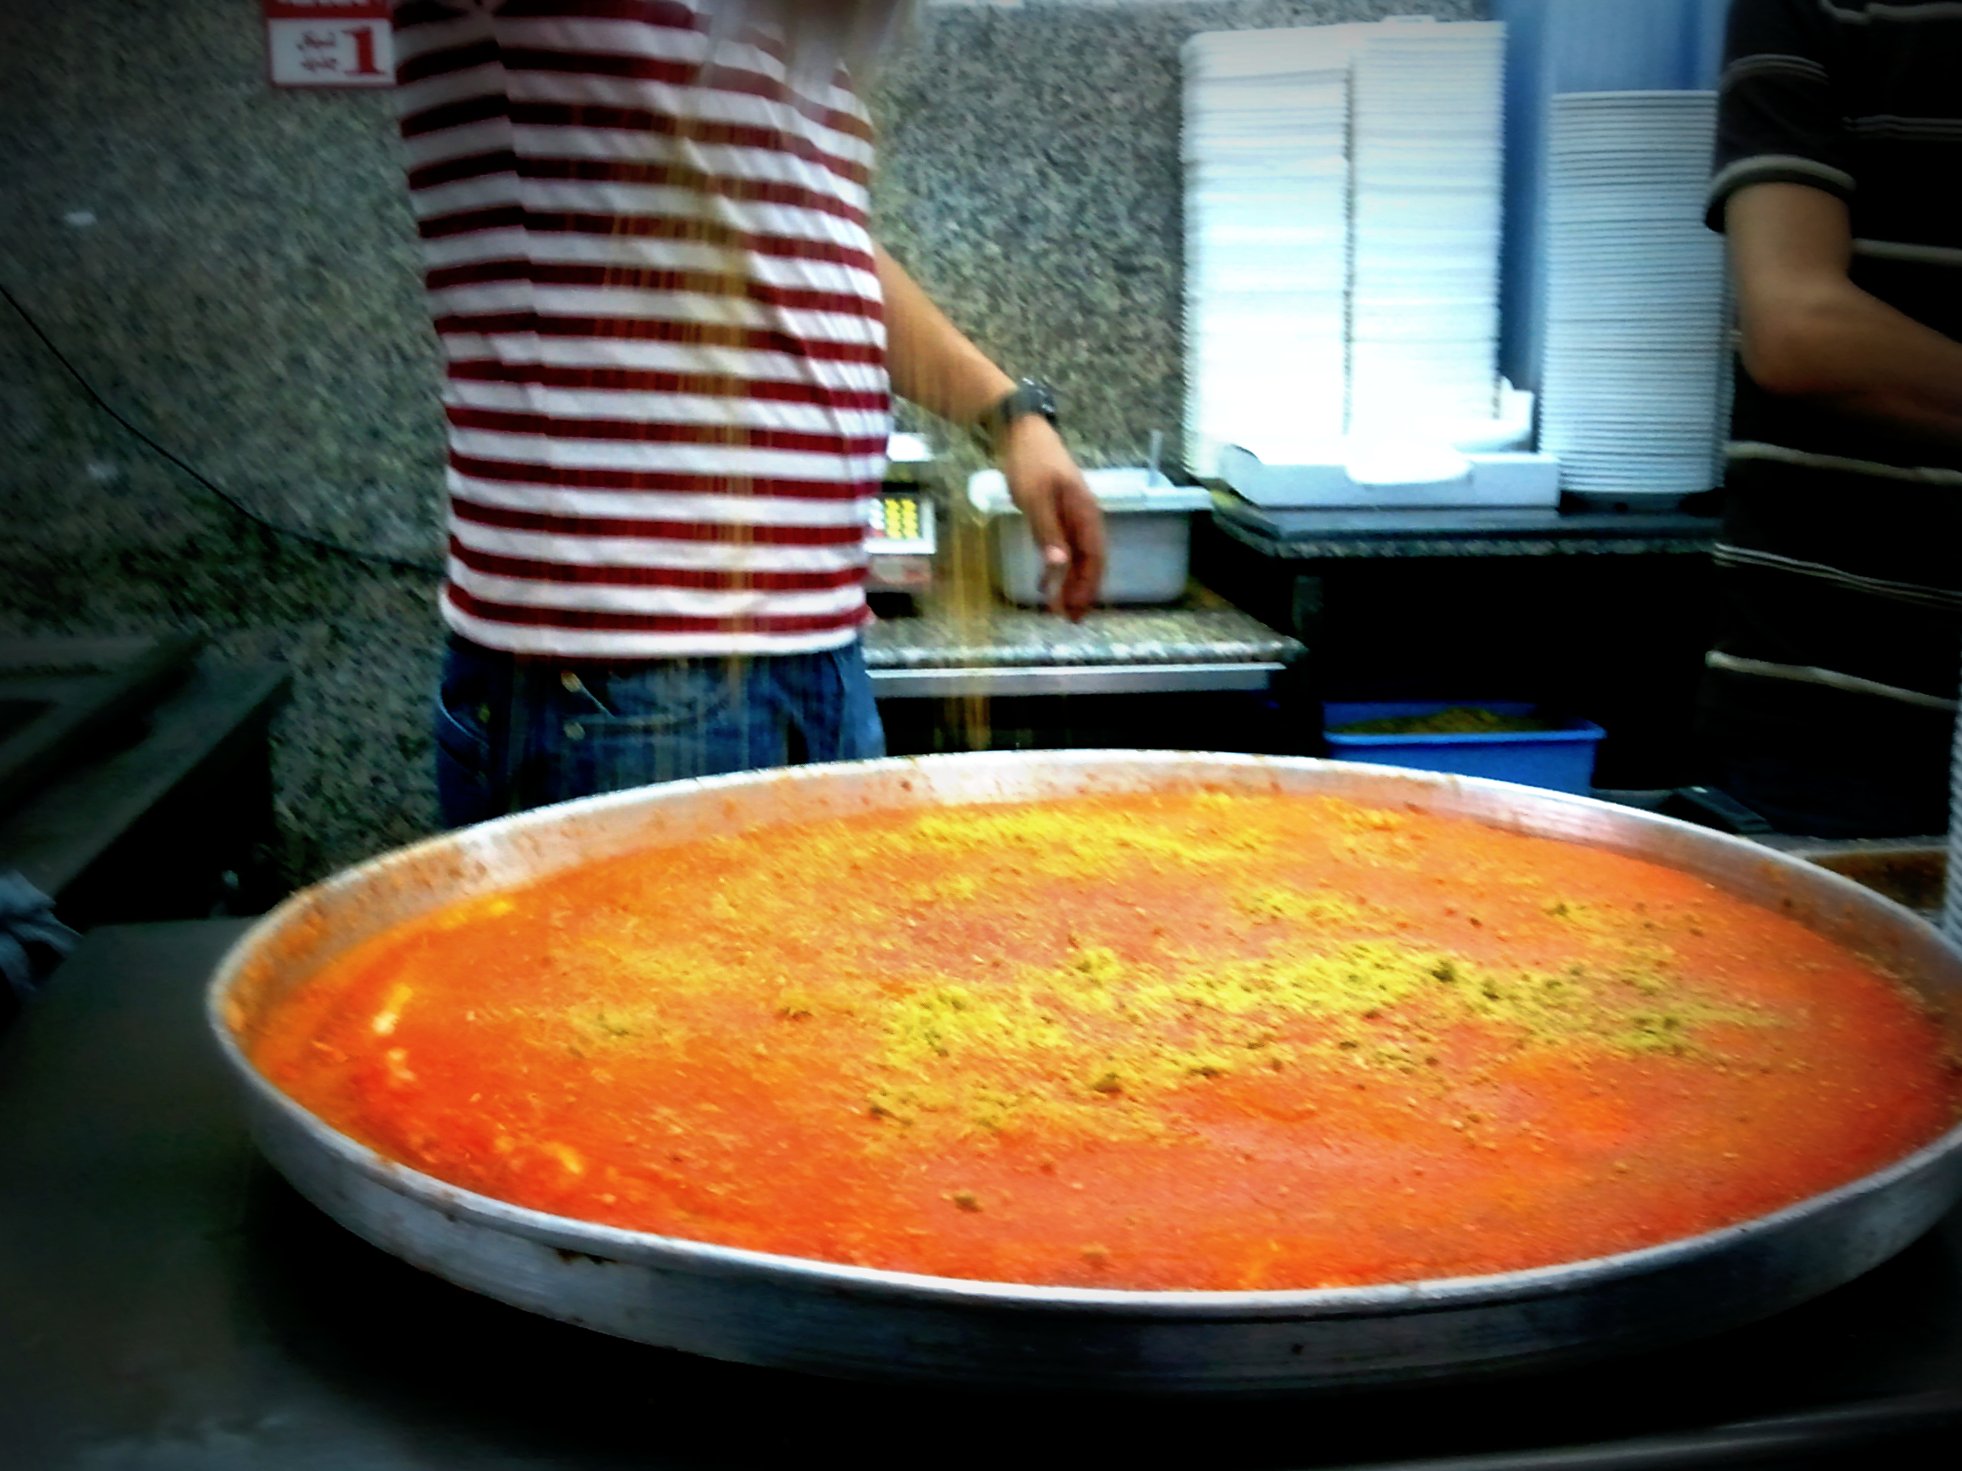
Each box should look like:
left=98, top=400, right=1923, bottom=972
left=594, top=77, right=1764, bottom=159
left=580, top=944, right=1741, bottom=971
left=247, top=791, right=1962, bottom=1291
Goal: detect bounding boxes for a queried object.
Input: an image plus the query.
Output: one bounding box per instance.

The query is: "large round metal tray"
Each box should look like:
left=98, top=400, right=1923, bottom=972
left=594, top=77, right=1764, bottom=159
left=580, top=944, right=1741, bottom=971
left=208, top=752, right=1962, bottom=1393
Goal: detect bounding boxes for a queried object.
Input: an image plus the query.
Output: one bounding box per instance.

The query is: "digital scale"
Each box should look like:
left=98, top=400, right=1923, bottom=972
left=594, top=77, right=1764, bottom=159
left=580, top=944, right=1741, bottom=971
left=867, top=493, right=930, bottom=547
left=867, top=434, right=939, bottom=595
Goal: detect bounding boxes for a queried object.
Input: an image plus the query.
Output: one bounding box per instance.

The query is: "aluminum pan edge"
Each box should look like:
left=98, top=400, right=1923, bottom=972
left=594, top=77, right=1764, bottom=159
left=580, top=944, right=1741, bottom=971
left=206, top=751, right=1962, bottom=1391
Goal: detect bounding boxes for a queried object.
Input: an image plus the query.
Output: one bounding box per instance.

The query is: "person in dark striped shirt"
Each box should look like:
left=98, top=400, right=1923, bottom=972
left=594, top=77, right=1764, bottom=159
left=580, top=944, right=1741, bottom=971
left=1701, top=0, right=1962, bottom=837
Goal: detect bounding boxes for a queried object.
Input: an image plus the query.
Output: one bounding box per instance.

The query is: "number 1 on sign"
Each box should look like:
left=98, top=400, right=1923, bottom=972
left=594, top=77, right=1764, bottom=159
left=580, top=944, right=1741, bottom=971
left=345, top=24, right=383, bottom=77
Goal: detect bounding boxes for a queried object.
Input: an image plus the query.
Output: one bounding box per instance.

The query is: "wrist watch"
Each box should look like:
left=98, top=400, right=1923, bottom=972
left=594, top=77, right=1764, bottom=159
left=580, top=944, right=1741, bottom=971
left=973, top=378, right=1059, bottom=453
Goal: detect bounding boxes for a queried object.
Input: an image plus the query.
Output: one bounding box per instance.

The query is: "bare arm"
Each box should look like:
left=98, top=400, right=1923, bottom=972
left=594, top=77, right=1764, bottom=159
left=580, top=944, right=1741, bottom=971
left=1727, top=182, right=1962, bottom=448
left=874, top=242, right=1106, bottom=620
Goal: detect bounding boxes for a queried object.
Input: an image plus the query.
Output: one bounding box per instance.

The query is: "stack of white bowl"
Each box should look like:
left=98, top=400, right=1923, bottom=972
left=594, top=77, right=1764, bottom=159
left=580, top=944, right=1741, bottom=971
left=1347, top=19, right=1507, bottom=438
left=1181, top=27, right=1354, bottom=475
left=1539, top=91, right=1731, bottom=504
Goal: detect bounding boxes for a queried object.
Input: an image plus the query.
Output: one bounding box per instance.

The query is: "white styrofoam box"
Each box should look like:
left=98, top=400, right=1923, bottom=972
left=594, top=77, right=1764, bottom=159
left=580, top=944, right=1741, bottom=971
left=1346, top=18, right=1507, bottom=431
left=1182, top=23, right=1357, bottom=476
left=1218, top=445, right=1560, bottom=510
left=1182, top=17, right=1511, bottom=472
left=969, top=469, right=1211, bottom=607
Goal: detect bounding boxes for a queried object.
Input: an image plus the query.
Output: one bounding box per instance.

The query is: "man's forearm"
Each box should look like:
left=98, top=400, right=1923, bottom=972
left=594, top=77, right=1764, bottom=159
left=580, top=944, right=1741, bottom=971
left=874, top=242, right=1016, bottom=429
left=1728, top=183, right=1962, bottom=451
left=1747, top=281, right=1962, bottom=449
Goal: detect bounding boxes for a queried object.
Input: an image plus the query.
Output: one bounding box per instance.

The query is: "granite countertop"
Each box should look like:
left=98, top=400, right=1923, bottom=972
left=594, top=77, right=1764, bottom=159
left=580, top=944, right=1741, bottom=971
left=1210, top=493, right=1723, bottom=560
left=862, top=586, right=1303, bottom=671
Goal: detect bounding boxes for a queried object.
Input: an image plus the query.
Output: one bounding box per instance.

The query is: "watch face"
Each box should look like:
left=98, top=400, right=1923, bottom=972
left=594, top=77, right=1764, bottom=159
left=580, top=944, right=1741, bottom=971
left=1013, top=380, right=1057, bottom=424
left=974, top=381, right=1058, bottom=450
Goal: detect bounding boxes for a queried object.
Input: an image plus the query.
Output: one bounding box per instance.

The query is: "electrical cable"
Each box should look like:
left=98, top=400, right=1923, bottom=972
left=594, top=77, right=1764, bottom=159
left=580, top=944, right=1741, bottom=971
left=1, top=279, right=442, bottom=577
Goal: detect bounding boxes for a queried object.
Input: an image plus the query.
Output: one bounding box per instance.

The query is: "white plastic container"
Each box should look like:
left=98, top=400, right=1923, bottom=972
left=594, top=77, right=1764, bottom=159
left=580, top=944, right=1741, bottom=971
left=968, top=468, right=1212, bottom=606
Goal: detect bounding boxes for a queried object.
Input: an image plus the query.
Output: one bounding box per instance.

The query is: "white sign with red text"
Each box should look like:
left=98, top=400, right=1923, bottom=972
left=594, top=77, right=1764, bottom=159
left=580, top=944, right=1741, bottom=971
left=265, top=1, right=394, bottom=89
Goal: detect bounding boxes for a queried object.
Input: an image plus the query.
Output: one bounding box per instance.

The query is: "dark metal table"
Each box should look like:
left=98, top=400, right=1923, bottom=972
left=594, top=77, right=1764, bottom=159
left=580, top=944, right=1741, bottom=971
left=5, top=922, right=1961, bottom=1470
left=1192, top=501, right=1724, bottom=790
left=0, top=643, right=290, bottom=928
left=1207, top=498, right=1723, bottom=562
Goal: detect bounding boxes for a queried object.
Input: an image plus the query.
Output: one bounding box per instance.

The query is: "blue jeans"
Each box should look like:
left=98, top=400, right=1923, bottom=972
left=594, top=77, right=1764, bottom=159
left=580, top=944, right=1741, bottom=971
left=433, top=636, right=886, bottom=828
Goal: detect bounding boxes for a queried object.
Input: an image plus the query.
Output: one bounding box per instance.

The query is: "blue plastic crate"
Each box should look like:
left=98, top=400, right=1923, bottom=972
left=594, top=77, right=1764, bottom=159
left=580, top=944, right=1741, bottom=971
left=1321, top=701, right=1606, bottom=794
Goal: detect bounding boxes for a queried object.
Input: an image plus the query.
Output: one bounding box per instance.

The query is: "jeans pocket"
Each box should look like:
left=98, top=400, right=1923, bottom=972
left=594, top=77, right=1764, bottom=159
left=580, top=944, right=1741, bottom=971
left=543, top=659, right=768, bottom=795
left=575, top=660, right=741, bottom=735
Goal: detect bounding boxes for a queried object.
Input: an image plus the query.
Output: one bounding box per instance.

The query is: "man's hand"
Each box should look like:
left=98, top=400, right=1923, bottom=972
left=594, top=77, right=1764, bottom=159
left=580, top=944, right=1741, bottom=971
left=995, top=416, right=1107, bottom=621
left=872, top=243, right=1109, bottom=616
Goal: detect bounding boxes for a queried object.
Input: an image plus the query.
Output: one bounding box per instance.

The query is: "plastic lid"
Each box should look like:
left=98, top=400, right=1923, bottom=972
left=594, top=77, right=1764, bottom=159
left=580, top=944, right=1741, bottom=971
left=886, top=432, right=933, bottom=464
left=968, top=468, right=1212, bottom=516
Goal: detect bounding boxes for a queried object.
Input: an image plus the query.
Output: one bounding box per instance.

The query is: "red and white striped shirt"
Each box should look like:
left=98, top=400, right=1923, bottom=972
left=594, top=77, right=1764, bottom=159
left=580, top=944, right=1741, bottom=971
left=391, top=1, right=889, bottom=657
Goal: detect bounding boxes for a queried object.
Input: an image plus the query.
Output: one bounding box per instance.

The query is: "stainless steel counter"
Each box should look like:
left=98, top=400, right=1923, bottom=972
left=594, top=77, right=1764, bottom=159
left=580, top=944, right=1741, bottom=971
left=861, top=587, right=1304, bottom=698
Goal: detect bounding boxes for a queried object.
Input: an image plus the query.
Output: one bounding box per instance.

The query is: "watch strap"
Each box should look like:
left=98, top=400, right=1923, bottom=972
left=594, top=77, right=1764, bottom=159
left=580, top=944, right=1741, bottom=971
left=973, top=378, right=1059, bottom=452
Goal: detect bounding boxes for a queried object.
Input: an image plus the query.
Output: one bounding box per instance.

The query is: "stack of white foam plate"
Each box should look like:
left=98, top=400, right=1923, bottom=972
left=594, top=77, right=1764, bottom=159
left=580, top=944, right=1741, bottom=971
left=1539, top=90, right=1731, bottom=506
left=1182, top=26, right=1355, bottom=475
left=1346, top=18, right=1506, bottom=438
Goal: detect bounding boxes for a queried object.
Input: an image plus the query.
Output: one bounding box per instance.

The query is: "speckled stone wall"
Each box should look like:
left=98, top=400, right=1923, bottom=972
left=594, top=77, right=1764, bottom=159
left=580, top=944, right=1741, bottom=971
left=0, top=0, right=1485, bottom=889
